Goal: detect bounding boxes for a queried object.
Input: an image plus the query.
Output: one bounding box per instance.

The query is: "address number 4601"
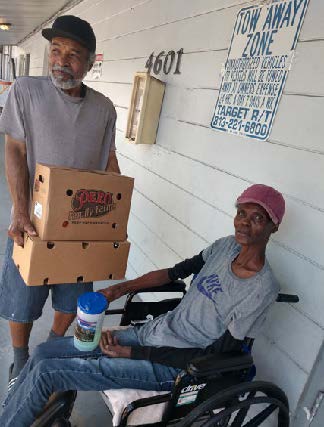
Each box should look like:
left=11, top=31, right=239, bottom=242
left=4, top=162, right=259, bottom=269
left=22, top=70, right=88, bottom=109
left=145, top=49, right=183, bottom=75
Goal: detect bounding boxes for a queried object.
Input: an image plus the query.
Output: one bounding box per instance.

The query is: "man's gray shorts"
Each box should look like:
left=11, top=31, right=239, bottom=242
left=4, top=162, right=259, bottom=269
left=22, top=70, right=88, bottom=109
left=0, top=238, right=93, bottom=323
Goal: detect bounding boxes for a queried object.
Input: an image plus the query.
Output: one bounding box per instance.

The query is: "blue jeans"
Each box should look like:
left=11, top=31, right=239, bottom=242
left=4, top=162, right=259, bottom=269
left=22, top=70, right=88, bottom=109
left=0, top=328, right=181, bottom=427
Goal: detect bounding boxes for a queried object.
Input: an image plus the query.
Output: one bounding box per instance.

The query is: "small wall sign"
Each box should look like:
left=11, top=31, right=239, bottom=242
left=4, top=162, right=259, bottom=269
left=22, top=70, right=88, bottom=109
left=91, top=53, right=103, bottom=80
left=211, top=0, right=310, bottom=141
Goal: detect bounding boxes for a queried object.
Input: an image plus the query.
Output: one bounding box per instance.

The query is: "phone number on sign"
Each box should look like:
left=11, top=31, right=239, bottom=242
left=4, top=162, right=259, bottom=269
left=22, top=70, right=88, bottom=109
left=212, top=116, right=268, bottom=137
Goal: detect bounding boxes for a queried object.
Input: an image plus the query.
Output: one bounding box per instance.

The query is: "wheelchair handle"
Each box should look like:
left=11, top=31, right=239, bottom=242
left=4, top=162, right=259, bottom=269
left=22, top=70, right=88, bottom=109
left=276, top=293, right=299, bottom=303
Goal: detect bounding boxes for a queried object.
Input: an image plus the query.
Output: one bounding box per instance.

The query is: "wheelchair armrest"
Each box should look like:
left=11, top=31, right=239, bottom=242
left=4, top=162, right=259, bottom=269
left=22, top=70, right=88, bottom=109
left=105, top=281, right=186, bottom=317
left=276, top=293, right=299, bottom=303
left=187, top=352, right=253, bottom=378
left=130, top=280, right=186, bottom=295
left=105, top=308, right=125, bottom=315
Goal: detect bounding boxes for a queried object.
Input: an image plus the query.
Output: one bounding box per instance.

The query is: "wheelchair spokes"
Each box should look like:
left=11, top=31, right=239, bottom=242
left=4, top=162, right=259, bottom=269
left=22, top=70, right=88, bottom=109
left=176, top=381, right=289, bottom=427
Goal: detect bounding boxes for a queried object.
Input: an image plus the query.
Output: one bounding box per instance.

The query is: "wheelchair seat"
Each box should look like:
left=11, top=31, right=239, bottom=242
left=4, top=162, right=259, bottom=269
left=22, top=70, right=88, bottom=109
left=33, top=282, right=298, bottom=427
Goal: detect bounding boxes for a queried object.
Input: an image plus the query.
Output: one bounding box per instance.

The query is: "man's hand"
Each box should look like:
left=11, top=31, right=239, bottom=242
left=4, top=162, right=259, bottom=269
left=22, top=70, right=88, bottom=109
left=100, top=330, right=131, bottom=358
left=8, top=213, right=37, bottom=247
left=99, top=283, right=124, bottom=303
left=5, top=135, right=34, bottom=247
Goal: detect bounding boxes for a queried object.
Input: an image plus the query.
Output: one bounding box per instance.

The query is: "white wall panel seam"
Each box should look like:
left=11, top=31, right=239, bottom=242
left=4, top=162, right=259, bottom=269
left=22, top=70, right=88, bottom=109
left=79, top=0, right=153, bottom=24
left=117, top=135, right=324, bottom=215
left=284, top=92, right=324, bottom=99
left=95, top=1, right=250, bottom=43
left=131, top=211, right=184, bottom=260
left=259, top=332, right=309, bottom=375
left=83, top=47, right=227, bottom=64
left=88, top=0, right=317, bottom=45
left=268, top=139, right=324, bottom=157
left=299, top=37, right=324, bottom=43
left=272, top=239, right=324, bottom=272
left=87, top=78, right=324, bottom=100
left=84, top=38, right=321, bottom=65
left=127, top=236, right=160, bottom=270
left=132, top=188, right=210, bottom=245
left=127, top=259, right=139, bottom=276
left=286, top=304, right=324, bottom=332
left=170, top=119, right=324, bottom=156
left=119, top=152, right=232, bottom=218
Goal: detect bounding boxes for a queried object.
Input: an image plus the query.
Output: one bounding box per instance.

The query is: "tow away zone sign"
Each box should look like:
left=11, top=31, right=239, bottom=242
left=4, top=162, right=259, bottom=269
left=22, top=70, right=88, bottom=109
left=211, top=0, right=309, bottom=141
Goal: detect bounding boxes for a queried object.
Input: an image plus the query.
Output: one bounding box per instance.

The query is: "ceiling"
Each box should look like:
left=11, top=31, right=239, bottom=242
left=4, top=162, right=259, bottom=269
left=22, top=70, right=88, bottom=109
left=0, top=0, right=79, bottom=46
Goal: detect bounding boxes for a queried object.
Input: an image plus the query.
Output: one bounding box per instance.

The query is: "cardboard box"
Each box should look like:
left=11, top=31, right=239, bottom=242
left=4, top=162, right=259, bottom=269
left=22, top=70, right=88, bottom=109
left=31, top=164, right=134, bottom=241
left=13, top=235, right=130, bottom=286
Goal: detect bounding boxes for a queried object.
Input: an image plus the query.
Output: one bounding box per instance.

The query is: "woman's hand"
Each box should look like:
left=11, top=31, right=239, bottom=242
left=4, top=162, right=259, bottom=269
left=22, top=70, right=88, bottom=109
left=98, top=283, right=124, bottom=303
left=100, top=330, right=131, bottom=358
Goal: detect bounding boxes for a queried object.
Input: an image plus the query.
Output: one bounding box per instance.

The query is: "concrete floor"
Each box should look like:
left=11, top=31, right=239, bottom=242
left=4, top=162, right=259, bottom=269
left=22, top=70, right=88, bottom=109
left=0, top=134, right=121, bottom=426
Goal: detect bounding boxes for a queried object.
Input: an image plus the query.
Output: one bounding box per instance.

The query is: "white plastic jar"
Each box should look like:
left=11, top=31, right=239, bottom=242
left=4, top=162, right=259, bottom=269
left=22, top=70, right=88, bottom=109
left=74, top=292, right=108, bottom=351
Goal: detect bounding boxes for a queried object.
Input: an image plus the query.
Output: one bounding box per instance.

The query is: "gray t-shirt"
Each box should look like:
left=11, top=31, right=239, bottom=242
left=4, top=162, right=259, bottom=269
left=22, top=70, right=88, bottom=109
left=0, top=76, right=117, bottom=188
left=136, top=236, right=280, bottom=348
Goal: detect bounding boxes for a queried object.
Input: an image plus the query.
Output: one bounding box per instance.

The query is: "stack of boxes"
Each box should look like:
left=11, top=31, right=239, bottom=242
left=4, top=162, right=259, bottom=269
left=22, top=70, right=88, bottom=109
left=13, top=163, right=134, bottom=286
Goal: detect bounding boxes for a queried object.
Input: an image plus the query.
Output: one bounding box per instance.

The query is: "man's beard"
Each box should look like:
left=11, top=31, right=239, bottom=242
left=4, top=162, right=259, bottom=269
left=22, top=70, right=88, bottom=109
left=50, top=65, right=84, bottom=90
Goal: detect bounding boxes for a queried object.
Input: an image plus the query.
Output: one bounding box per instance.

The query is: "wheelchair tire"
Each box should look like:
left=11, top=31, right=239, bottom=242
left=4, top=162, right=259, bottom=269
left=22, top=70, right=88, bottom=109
left=175, top=381, right=289, bottom=427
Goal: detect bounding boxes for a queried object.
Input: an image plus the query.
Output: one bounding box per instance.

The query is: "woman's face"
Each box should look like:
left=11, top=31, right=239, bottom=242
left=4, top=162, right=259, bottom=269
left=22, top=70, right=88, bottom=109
left=234, top=203, right=277, bottom=246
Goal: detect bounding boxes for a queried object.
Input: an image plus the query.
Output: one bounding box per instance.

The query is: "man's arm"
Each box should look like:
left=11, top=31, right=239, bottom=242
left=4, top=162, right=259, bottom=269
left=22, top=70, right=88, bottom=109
left=105, top=150, right=120, bottom=174
left=5, top=135, right=36, bottom=246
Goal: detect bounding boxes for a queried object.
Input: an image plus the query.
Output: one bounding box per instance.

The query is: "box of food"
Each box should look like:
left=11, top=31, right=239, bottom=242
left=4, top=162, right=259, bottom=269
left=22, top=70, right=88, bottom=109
left=31, top=163, right=134, bottom=241
left=13, top=234, right=130, bottom=286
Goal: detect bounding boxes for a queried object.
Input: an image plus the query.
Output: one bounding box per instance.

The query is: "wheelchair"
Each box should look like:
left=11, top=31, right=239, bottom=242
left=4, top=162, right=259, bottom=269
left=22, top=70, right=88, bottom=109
left=33, top=280, right=299, bottom=427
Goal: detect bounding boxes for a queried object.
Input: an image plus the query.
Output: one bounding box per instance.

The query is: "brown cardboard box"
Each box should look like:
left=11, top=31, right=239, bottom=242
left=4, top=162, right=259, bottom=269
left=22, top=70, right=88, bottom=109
left=31, top=164, right=134, bottom=241
left=13, top=235, right=130, bottom=286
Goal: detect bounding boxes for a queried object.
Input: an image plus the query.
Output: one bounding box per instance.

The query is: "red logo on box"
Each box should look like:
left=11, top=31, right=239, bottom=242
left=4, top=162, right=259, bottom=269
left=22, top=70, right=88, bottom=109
left=69, top=189, right=116, bottom=220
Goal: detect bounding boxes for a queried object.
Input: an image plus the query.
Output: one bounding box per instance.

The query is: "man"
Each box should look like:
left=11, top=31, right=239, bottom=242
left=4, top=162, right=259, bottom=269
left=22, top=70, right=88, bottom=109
left=0, top=15, right=120, bottom=387
left=0, top=184, right=286, bottom=427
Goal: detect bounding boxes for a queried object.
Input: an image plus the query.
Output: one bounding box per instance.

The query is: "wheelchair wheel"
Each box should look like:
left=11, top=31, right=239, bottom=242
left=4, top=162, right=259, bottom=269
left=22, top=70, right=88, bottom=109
left=176, top=381, right=289, bottom=427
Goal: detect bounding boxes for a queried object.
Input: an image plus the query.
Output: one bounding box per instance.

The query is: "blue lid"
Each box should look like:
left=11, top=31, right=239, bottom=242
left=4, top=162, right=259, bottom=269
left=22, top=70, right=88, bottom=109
left=77, top=292, right=108, bottom=314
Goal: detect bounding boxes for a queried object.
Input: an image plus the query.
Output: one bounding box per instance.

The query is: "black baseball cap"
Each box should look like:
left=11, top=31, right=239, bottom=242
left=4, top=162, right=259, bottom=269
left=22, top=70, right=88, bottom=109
left=42, top=15, right=96, bottom=53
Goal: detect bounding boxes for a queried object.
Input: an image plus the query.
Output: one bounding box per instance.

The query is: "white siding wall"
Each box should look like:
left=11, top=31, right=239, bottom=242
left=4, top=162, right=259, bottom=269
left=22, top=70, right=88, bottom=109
left=19, top=0, right=324, bottom=421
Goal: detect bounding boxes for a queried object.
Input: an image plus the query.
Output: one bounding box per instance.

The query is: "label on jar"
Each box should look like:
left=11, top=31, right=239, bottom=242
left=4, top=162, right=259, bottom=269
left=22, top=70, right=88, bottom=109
left=74, top=317, right=97, bottom=342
